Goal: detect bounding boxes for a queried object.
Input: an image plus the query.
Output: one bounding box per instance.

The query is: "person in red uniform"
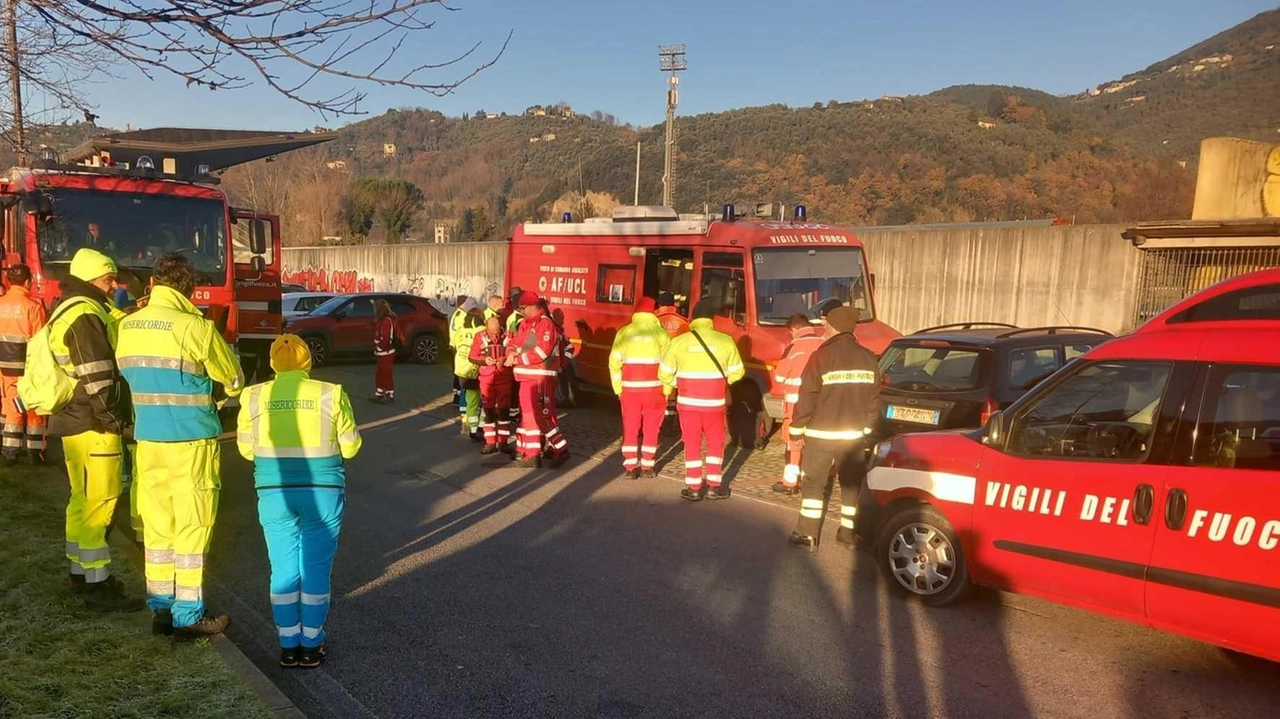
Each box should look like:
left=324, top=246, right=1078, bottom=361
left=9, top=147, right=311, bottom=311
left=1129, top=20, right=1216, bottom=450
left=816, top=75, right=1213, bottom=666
left=654, top=291, right=689, bottom=425
left=771, top=313, right=826, bottom=495
left=373, top=299, right=397, bottom=402
left=470, top=313, right=514, bottom=454
left=504, top=290, right=569, bottom=469
left=0, top=264, right=48, bottom=464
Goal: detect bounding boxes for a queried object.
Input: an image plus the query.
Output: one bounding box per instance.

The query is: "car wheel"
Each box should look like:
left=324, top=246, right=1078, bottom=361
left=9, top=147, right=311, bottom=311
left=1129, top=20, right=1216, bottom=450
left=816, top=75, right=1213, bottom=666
left=876, top=504, right=971, bottom=607
left=303, top=336, right=328, bottom=367
left=411, top=334, right=440, bottom=364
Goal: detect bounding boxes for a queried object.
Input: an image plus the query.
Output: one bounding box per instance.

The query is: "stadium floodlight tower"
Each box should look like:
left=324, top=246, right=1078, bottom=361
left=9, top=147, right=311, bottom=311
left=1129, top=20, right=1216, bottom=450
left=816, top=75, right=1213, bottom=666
left=658, top=43, right=687, bottom=209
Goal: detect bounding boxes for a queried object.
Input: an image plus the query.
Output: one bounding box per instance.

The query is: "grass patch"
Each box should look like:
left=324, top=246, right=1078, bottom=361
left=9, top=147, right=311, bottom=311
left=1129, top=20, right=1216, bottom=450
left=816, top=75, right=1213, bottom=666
left=0, top=464, right=273, bottom=719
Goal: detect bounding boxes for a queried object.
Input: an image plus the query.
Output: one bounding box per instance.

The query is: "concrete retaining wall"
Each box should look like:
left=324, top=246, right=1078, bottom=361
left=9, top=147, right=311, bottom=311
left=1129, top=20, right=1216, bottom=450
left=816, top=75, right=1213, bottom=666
left=282, top=241, right=508, bottom=312
left=858, top=224, right=1143, bottom=335
left=283, top=226, right=1145, bottom=335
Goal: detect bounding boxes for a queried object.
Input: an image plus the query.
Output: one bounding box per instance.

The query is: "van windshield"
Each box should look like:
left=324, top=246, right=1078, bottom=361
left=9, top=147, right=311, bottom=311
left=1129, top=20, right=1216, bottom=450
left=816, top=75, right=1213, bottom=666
left=753, top=247, right=873, bottom=325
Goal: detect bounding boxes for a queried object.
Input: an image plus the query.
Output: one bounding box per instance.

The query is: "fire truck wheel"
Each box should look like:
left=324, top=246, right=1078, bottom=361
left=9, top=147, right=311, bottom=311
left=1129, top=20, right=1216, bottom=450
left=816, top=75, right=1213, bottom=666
left=303, top=336, right=329, bottom=367
left=876, top=503, right=971, bottom=607
left=410, top=333, right=441, bottom=364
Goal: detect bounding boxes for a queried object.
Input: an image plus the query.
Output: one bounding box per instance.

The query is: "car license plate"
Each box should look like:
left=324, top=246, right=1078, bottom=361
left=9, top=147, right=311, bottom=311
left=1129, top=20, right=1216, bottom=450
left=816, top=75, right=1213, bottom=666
left=887, top=405, right=941, bottom=425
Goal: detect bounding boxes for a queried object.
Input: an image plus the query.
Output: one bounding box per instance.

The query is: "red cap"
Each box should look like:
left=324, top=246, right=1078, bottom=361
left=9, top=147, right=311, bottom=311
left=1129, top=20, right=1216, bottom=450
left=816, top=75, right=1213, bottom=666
left=516, top=290, right=540, bottom=307
left=635, top=297, right=657, bottom=313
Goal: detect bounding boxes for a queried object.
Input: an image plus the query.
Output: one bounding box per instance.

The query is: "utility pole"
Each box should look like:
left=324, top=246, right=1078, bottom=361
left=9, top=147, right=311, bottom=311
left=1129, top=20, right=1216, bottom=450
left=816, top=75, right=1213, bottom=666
left=633, top=141, right=641, bottom=205
left=658, top=44, right=686, bottom=209
left=6, top=0, right=23, bottom=164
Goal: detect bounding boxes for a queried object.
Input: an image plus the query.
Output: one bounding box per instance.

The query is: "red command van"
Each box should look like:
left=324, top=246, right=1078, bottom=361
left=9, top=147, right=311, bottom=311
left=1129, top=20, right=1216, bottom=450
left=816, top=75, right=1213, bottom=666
left=865, top=268, right=1280, bottom=663
left=508, top=205, right=900, bottom=439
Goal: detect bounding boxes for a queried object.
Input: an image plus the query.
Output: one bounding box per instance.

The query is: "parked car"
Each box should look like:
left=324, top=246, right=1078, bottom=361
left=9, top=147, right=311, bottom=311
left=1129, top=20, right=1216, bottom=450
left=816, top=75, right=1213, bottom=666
left=874, top=323, right=1112, bottom=440
left=281, top=282, right=309, bottom=294
left=863, top=268, right=1280, bottom=663
left=283, top=291, right=335, bottom=318
left=284, top=292, right=448, bottom=366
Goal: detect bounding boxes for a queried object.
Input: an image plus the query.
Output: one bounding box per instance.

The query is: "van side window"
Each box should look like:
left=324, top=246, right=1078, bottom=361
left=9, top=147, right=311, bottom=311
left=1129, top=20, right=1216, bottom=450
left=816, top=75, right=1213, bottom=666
left=596, top=264, right=636, bottom=304
left=1008, top=361, right=1172, bottom=462
left=699, top=267, right=746, bottom=326
left=1192, top=366, right=1280, bottom=471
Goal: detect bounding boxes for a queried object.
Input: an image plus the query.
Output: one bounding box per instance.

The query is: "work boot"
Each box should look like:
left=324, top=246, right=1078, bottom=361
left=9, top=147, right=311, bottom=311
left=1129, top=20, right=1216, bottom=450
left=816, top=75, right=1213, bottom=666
left=680, top=486, right=705, bottom=502
left=83, top=577, right=145, bottom=613
left=480, top=443, right=499, bottom=455
left=68, top=573, right=88, bottom=594
left=280, top=646, right=301, bottom=668
left=622, top=468, right=639, bottom=481
left=469, top=430, right=485, bottom=443
left=836, top=526, right=858, bottom=548
left=788, top=532, right=819, bottom=553
left=152, top=609, right=174, bottom=636
left=640, top=468, right=656, bottom=479
left=771, top=481, right=800, bottom=496
left=173, top=612, right=230, bottom=639
left=298, top=645, right=328, bottom=668
left=511, top=454, right=541, bottom=469
left=705, top=484, right=731, bottom=501
left=547, top=451, right=571, bottom=469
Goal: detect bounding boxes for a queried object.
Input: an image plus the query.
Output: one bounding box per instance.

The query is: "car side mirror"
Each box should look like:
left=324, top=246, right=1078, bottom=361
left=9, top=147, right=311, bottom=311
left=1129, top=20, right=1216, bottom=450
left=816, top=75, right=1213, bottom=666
left=333, top=310, right=347, bottom=320
left=983, top=410, right=1005, bottom=447
left=250, top=221, right=268, bottom=255
left=869, top=272, right=876, bottom=291
left=249, top=255, right=266, bottom=274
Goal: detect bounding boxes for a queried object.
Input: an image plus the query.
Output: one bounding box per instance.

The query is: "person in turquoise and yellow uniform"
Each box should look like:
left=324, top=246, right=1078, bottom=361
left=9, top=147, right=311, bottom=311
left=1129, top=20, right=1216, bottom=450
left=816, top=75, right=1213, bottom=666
left=116, top=253, right=244, bottom=638
left=237, top=335, right=362, bottom=669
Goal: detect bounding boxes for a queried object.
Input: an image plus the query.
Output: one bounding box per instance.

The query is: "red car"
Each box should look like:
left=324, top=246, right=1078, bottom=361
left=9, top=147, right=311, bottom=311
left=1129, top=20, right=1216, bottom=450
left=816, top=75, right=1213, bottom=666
left=865, top=268, right=1280, bottom=663
left=283, top=292, right=447, bottom=366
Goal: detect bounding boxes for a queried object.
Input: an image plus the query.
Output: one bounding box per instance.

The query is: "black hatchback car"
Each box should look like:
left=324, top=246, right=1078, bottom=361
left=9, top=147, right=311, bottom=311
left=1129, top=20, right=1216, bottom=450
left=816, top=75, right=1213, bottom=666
left=873, top=323, right=1112, bottom=439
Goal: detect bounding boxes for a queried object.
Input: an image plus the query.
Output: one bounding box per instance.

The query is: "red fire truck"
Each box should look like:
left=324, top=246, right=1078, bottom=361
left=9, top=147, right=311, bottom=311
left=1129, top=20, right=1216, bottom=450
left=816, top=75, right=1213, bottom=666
left=508, top=205, right=901, bottom=441
left=0, top=129, right=334, bottom=384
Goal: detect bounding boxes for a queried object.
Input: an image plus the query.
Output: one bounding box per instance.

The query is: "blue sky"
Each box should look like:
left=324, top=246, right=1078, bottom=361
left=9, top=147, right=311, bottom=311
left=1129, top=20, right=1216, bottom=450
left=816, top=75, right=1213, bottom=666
left=74, top=0, right=1277, bottom=132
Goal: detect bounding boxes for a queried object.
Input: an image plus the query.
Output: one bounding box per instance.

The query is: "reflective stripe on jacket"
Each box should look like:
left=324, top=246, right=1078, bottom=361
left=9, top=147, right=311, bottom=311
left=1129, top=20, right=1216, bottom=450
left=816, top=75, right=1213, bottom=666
left=116, top=285, right=244, bottom=442
left=609, top=312, right=669, bottom=395
left=47, top=280, right=128, bottom=437
left=508, top=312, right=560, bottom=381
left=789, top=332, right=880, bottom=441
left=236, top=370, right=361, bottom=488
left=453, top=322, right=482, bottom=379
left=0, top=286, right=46, bottom=376
left=658, top=318, right=745, bottom=411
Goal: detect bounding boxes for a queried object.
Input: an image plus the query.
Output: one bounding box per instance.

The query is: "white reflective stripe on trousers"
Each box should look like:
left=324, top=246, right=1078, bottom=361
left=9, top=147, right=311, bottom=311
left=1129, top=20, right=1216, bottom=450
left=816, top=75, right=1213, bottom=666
left=800, top=498, right=824, bottom=519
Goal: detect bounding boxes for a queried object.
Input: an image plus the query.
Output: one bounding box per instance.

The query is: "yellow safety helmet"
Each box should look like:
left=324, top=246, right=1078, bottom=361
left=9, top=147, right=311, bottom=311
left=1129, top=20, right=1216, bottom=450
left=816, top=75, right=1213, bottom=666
left=270, top=334, right=313, bottom=373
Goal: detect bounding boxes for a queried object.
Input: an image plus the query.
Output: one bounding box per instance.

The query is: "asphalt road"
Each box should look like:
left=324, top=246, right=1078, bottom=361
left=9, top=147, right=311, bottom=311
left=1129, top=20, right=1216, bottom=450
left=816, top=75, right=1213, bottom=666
left=206, top=366, right=1280, bottom=719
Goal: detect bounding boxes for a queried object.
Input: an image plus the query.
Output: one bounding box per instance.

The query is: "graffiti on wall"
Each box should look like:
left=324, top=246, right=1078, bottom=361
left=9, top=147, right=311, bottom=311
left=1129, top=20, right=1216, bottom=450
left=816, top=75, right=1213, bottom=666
left=282, top=267, right=375, bottom=294
left=281, top=265, right=502, bottom=312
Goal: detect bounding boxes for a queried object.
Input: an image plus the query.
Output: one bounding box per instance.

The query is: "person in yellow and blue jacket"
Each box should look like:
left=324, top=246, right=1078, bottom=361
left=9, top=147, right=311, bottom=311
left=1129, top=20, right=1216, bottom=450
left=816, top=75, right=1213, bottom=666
left=453, top=307, right=485, bottom=440
left=116, top=254, right=244, bottom=638
left=237, top=335, right=361, bottom=669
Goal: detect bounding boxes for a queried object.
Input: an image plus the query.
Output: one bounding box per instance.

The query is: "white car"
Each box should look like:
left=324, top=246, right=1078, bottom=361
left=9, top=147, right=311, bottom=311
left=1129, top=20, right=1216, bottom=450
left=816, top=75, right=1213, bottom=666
left=283, top=292, right=335, bottom=318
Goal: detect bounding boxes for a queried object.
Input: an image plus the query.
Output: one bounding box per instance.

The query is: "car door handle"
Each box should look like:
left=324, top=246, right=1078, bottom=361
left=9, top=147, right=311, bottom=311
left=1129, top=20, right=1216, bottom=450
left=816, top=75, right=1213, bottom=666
left=1132, top=484, right=1155, bottom=525
left=1164, top=488, right=1188, bottom=531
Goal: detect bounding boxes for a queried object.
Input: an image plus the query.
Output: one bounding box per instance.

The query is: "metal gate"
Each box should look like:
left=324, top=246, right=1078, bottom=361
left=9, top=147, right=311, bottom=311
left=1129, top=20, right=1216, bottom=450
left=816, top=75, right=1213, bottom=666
left=1132, top=247, right=1280, bottom=327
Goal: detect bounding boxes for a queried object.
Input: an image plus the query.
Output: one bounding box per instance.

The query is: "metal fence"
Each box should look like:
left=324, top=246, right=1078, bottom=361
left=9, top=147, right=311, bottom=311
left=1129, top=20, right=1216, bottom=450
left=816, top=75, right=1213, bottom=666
left=1132, top=247, right=1280, bottom=326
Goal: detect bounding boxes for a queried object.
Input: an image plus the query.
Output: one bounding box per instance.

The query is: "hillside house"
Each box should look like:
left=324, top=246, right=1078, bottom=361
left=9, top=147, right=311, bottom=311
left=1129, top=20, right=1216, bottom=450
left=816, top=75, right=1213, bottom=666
left=977, top=120, right=996, bottom=129
left=433, top=219, right=459, bottom=244
left=325, top=160, right=347, bottom=170
left=383, top=143, right=397, bottom=157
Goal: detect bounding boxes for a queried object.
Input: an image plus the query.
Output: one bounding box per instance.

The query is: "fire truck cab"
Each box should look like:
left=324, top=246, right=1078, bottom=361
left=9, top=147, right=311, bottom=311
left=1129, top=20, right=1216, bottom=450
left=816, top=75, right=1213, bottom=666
left=509, top=205, right=900, bottom=439
left=0, top=129, right=334, bottom=385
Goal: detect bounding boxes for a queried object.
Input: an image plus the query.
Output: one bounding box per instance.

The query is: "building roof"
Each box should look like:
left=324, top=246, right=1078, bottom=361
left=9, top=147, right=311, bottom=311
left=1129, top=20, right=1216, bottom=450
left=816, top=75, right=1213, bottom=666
left=61, top=128, right=338, bottom=174
left=1122, top=218, right=1280, bottom=248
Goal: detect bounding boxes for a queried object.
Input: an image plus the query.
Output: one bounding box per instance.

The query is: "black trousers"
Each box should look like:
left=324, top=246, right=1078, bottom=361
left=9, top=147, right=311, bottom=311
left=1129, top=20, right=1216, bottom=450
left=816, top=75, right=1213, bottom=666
left=795, top=438, right=866, bottom=538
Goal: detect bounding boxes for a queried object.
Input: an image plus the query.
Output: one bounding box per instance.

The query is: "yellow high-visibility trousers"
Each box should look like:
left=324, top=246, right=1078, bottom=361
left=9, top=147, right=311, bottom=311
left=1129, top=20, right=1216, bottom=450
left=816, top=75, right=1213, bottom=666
left=124, top=442, right=144, bottom=542
left=137, top=438, right=220, bottom=628
left=62, top=430, right=123, bottom=583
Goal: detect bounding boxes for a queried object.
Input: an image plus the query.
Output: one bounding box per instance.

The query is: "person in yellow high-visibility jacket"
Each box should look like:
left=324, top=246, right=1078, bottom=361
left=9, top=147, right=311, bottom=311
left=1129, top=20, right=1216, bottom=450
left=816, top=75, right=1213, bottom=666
left=116, top=254, right=244, bottom=638
left=47, top=249, right=141, bottom=612
left=608, top=297, right=670, bottom=480
left=238, top=334, right=362, bottom=669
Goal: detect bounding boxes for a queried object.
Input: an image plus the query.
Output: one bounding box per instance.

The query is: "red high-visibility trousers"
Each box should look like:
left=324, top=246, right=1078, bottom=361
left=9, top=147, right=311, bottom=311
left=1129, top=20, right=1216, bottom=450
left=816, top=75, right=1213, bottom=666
left=679, top=409, right=726, bottom=489
left=620, top=390, right=666, bottom=471
left=517, top=377, right=565, bottom=460
left=481, top=381, right=513, bottom=447
left=2, top=374, right=46, bottom=458
left=374, top=354, right=395, bottom=396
